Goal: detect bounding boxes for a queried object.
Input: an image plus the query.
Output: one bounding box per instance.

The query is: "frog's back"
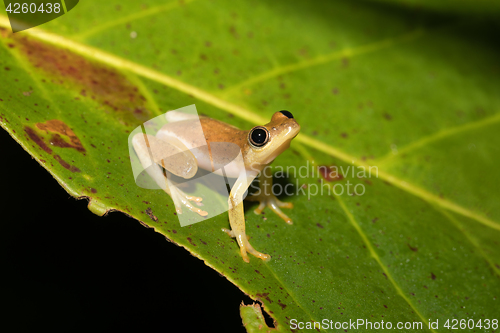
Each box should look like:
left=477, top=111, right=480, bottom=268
left=200, top=118, right=248, bottom=151
left=157, top=117, right=249, bottom=175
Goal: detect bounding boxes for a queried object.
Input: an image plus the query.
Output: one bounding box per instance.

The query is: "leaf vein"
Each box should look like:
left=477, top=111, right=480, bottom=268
left=335, top=196, right=436, bottom=333
left=376, top=112, right=500, bottom=166
left=437, top=208, right=500, bottom=277
left=222, top=28, right=424, bottom=96
left=71, top=0, right=196, bottom=41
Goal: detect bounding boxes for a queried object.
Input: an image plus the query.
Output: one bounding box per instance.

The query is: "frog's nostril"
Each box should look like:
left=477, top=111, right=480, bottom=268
left=279, top=110, right=294, bottom=119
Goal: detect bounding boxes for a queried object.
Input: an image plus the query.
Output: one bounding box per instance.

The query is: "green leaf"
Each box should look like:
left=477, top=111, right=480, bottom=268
left=241, top=303, right=276, bottom=333
left=1, top=0, right=500, bottom=332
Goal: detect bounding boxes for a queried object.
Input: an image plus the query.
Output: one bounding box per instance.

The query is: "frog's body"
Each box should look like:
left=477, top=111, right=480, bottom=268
left=132, top=110, right=300, bottom=262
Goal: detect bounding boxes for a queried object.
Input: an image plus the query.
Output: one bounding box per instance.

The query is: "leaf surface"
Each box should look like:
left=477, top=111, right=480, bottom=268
left=1, top=0, right=499, bottom=331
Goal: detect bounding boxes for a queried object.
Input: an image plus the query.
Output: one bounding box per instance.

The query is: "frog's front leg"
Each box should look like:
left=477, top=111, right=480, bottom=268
left=222, top=174, right=270, bottom=263
left=246, top=171, right=294, bottom=224
left=132, top=133, right=207, bottom=217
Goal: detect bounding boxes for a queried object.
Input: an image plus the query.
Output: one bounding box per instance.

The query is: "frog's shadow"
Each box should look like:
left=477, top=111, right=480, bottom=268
left=244, top=172, right=297, bottom=213
left=170, top=170, right=297, bottom=209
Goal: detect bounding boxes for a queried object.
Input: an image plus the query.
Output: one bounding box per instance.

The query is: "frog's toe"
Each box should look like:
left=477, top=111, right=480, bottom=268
left=276, top=210, right=293, bottom=224
left=221, top=228, right=235, bottom=237
left=247, top=193, right=293, bottom=225
left=276, top=200, right=293, bottom=209
left=250, top=249, right=271, bottom=262
left=222, top=228, right=270, bottom=263
left=171, top=186, right=208, bottom=217
left=240, top=248, right=250, bottom=263
left=243, top=240, right=270, bottom=262
left=253, top=201, right=266, bottom=215
left=185, top=194, right=203, bottom=203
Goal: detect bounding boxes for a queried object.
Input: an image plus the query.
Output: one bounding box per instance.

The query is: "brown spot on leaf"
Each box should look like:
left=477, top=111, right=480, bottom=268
left=6, top=32, right=151, bottom=127
left=146, top=208, right=158, bottom=222
left=256, top=292, right=272, bottom=304
left=24, top=126, right=52, bottom=153
left=25, top=123, right=82, bottom=172
left=36, top=119, right=85, bottom=153
left=431, top=272, right=436, bottom=280
left=54, top=155, right=80, bottom=172
left=254, top=270, right=266, bottom=279
left=187, top=237, right=196, bottom=246
left=90, top=188, right=97, bottom=193
left=229, top=25, right=239, bottom=38
left=408, top=244, right=418, bottom=252
left=318, top=165, right=343, bottom=182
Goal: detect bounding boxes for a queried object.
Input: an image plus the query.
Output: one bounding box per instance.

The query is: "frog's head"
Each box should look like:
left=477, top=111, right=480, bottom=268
left=245, top=110, right=300, bottom=170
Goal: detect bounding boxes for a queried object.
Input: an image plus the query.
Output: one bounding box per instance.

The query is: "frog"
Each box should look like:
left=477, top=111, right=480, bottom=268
left=132, top=110, right=300, bottom=263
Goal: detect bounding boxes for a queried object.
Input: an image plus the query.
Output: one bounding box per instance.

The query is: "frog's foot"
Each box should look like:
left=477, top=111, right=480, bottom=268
left=221, top=228, right=271, bottom=263
left=168, top=185, right=208, bottom=217
left=246, top=193, right=293, bottom=225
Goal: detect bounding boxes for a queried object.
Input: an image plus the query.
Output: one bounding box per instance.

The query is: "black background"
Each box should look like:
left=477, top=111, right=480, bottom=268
left=0, top=128, right=259, bottom=332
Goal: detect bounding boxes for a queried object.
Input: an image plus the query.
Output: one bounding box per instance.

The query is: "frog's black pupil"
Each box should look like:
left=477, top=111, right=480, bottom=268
left=251, top=128, right=267, bottom=146
left=280, top=110, right=294, bottom=118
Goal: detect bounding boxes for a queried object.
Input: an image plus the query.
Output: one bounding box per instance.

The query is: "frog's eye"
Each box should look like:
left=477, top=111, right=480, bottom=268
left=249, top=126, right=270, bottom=148
left=279, top=110, right=294, bottom=118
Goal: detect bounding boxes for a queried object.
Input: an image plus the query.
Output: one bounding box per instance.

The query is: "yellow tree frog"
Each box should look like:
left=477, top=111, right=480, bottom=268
left=132, top=110, right=300, bottom=262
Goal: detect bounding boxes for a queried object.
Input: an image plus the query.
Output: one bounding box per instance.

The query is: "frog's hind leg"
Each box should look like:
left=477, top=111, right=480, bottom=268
left=245, top=172, right=294, bottom=225
left=132, top=133, right=207, bottom=217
